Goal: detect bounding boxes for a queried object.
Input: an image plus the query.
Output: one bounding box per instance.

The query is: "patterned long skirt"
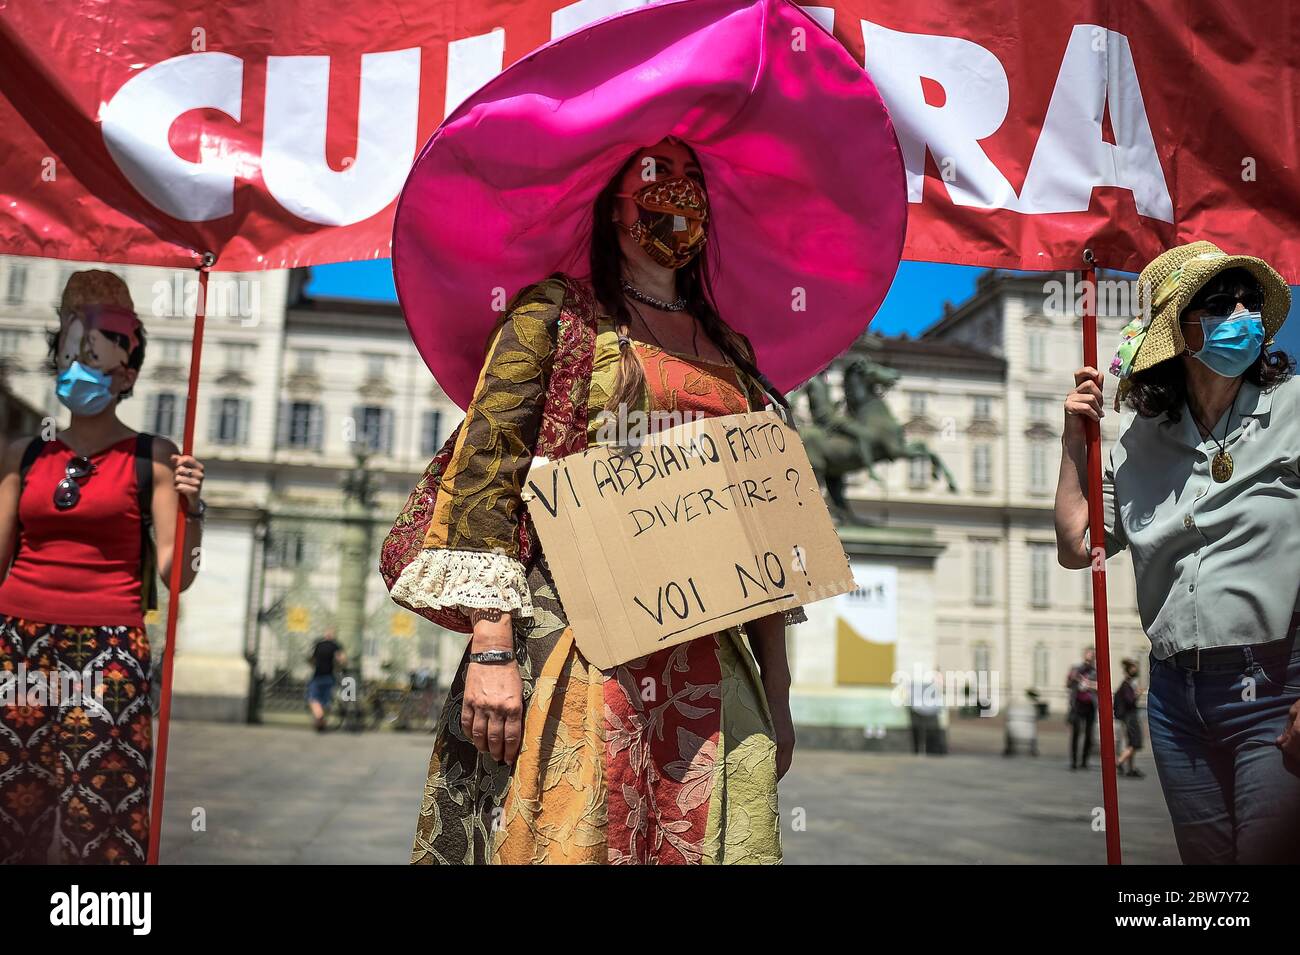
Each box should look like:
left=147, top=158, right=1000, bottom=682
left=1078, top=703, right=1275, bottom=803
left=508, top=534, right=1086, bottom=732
left=0, top=615, right=153, bottom=864
left=411, top=559, right=782, bottom=865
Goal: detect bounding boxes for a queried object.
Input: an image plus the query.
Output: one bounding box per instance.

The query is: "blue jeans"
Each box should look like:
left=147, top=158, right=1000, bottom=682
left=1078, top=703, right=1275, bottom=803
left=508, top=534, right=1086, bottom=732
left=1147, top=638, right=1300, bottom=863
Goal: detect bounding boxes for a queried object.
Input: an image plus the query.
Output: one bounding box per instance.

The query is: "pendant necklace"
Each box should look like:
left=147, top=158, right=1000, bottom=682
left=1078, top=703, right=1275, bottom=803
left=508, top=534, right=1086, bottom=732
left=620, top=278, right=686, bottom=311
left=1188, top=386, right=1240, bottom=483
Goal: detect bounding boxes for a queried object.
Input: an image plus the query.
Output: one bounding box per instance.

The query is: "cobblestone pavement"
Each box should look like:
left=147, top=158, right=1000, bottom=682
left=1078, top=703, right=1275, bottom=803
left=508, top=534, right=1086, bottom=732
left=156, top=719, right=1179, bottom=864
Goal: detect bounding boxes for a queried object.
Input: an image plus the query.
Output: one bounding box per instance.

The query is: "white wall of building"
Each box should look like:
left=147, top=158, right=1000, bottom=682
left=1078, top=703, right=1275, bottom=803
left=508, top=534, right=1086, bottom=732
left=2, top=256, right=1154, bottom=718
left=850, top=272, right=1147, bottom=713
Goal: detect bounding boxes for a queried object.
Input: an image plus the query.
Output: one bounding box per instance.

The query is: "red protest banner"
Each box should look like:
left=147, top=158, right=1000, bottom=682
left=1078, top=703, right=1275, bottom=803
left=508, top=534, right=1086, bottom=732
left=1, top=1, right=1296, bottom=278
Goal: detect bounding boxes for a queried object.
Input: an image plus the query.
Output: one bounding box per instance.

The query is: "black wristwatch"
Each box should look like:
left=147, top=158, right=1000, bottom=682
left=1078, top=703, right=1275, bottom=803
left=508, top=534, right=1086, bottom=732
left=183, top=498, right=207, bottom=521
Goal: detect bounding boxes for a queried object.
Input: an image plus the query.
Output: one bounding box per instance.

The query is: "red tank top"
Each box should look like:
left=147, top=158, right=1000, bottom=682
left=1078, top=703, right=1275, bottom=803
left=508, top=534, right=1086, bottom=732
left=0, top=436, right=146, bottom=627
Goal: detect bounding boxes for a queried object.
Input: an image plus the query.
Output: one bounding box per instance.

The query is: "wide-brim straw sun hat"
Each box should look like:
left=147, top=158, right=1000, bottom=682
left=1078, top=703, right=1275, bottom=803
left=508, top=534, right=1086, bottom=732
left=1113, top=240, right=1291, bottom=407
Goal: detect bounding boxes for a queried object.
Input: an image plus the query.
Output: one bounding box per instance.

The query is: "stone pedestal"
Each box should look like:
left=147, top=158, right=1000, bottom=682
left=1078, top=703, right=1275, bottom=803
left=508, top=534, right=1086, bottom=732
left=788, top=524, right=946, bottom=751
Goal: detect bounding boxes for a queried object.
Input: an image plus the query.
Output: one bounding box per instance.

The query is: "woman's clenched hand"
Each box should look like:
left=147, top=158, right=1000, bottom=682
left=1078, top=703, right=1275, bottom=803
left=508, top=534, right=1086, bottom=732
left=461, top=611, right=523, bottom=765
left=1063, top=366, right=1105, bottom=449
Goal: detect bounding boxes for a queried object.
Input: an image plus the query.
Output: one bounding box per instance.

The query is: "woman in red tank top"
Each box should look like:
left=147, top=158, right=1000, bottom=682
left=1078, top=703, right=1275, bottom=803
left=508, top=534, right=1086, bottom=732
left=0, top=270, right=207, bottom=865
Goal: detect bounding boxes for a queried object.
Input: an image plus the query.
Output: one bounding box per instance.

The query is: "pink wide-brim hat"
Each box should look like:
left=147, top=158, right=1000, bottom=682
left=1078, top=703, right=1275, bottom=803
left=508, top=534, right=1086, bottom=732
left=393, top=0, right=907, bottom=411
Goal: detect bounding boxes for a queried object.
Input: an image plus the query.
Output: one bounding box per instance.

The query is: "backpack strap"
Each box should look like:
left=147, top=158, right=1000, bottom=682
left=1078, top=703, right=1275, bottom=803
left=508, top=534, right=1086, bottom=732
left=135, top=433, right=159, bottom=613
left=8, top=437, right=46, bottom=570
left=18, top=436, right=45, bottom=487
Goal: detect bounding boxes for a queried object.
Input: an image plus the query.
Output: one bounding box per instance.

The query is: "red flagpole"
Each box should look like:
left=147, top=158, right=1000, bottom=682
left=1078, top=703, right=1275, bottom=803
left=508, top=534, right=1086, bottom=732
left=1080, top=250, right=1122, bottom=865
left=147, top=253, right=213, bottom=864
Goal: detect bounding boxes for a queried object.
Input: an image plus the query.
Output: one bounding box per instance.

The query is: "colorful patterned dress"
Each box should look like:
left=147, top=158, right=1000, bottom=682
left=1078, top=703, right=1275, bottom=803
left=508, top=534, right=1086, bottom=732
left=390, top=274, right=803, bottom=864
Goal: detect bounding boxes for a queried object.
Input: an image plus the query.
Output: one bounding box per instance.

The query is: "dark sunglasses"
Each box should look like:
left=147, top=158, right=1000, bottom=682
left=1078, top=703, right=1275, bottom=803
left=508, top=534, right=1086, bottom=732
left=1187, top=284, right=1265, bottom=318
left=54, top=456, right=96, bottom=510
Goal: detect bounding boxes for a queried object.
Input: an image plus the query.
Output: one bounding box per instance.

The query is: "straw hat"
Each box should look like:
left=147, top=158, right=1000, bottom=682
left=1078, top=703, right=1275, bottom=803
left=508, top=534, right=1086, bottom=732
left=392, top=0, right=906, bottom=411
left=1113, top=242, right=1291, bottom=407
left=56, top=269, right=142, bottom=358
left=60, top=269, right=135, bottom=315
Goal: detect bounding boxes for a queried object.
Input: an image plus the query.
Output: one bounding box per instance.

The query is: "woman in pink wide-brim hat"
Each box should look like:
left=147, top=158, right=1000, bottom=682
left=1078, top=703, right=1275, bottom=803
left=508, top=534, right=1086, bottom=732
left=383, top=0, right=906, bottom=865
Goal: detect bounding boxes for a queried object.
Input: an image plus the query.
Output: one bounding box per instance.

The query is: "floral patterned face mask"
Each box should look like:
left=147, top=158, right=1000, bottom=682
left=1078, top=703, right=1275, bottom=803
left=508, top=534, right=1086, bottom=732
left=616, top=175, right=709, bottom=269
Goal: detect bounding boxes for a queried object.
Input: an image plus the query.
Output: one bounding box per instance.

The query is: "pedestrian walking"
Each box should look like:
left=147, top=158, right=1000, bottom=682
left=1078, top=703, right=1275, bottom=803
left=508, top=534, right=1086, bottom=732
left=305, top=629, right=345, bottom=732
left=1066, top=648, right=1099, bottom=770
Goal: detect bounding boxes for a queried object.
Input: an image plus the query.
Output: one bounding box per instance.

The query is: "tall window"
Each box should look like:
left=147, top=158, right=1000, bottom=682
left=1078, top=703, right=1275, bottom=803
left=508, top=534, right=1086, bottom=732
left=973, top=395, right=992, bottom=421
left=148, top=392, right=181, bottom=440
left=354, top=405, right=394, bottom=455
left=1028, top=440, right=1048, bottom=493
left=908, top=391, right=928, bottom=417
left=972, top=539, right=994, bottom=604
left=157, top=338, right=186, bottom=365
left=0, top=328, right=24, bottom=359
left=1030, top=543, right=1052, bottom=606
left=1027, top=330, right=1046, bottom=370
left=293, top=349, right=323, bottom=374
left=284, top=401, right=324, bottom=450
left=5, top=265, right=27, bottom=305
left=908, top=456, right=928, bottom=489
left=211, top=396, right=250, bottom=446
left=420, top=409, right=444, bottom=457
left=1027, top=396, right=1049, bottom=422
left=222, top=343, right=256, bottom=372
left=1033, top=643, right=1051, bottom=687
left=972, top=443, right=992, bottom=491
left=267, top=529, right=320, bottom=569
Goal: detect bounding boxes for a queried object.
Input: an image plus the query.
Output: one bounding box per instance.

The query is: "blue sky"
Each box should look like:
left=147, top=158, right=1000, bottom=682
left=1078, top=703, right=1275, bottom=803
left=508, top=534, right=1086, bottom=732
left=307, top=259, right=1300, bottom=355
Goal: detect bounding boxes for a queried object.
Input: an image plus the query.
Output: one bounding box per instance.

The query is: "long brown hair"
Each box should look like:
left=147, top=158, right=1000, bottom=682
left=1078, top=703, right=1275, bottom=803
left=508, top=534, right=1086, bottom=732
left=1126, top=347, right=1293, bottom=420
left=588, top=144, right=786, bottom=415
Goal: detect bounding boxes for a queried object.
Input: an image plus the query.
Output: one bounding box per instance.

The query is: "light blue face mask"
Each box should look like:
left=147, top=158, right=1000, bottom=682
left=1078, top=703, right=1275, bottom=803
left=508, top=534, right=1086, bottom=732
left=1190, top=310, right=1264, bottom=379
left=56, top=361, right=116, bottom=416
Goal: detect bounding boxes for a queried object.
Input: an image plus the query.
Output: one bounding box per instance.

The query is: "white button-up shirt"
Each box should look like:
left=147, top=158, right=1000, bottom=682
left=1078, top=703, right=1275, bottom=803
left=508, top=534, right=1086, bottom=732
left=1095, top=374, right=1300, bottom=659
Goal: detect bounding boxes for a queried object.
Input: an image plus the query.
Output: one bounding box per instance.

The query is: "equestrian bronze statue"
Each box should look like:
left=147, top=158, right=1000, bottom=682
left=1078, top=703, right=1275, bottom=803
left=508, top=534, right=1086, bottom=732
left=796, top=356, right=957, bottom=525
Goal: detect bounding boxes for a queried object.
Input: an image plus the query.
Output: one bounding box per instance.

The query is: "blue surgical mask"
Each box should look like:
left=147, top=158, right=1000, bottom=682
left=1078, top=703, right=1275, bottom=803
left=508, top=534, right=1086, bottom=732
left=1190, top=310, right=1264, bottom=378
left=56, top=361, right=116, bottom=415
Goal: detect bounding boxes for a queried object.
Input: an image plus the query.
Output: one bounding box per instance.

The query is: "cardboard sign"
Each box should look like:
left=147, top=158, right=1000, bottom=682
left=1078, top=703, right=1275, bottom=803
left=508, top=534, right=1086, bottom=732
left=520, top=410, right=856, bottom=669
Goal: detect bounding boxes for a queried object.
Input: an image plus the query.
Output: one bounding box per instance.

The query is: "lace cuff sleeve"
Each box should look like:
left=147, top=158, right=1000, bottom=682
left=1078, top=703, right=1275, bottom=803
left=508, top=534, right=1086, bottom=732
left=389, top=548, right=535, bottom=620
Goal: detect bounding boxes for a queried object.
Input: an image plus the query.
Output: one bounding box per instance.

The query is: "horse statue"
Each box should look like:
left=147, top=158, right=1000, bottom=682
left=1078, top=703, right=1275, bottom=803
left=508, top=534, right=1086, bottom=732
left=796, top=355, right=958, bottom=525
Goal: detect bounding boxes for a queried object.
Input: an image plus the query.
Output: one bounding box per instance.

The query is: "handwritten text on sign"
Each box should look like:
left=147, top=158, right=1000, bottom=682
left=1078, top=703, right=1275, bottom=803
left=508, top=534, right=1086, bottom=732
left=521, top=410, right=855, bottom=669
